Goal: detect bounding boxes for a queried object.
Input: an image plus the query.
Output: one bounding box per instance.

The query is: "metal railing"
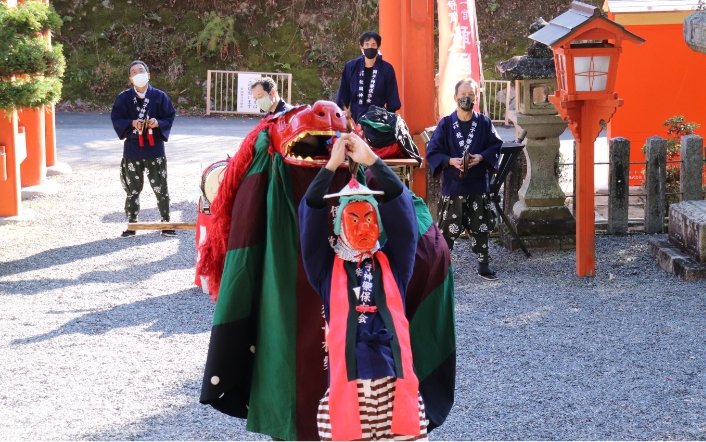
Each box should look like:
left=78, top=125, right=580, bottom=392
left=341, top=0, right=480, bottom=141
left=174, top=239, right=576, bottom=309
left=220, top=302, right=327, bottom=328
left=480, top=79, right=512, bottom=126
left=205, top=70, right=292, bottom=116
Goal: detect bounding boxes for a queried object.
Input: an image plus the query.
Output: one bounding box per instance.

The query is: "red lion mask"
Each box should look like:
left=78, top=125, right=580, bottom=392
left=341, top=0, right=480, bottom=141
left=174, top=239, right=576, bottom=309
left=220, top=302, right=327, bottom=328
left=269, top=100, right=348, bottom=167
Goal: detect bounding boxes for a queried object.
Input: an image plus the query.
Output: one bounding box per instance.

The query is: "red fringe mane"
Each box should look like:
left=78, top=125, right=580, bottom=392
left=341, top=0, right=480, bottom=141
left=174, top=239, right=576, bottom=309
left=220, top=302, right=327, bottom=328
left=197, top=118, right=275, bottom=301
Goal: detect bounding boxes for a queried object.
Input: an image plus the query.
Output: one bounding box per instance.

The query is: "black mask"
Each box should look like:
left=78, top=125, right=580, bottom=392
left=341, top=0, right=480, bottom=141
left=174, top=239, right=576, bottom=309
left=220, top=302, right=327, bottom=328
left=457, top=96, right=474, bottom=111
left=363, top=48, right=378, bottom=59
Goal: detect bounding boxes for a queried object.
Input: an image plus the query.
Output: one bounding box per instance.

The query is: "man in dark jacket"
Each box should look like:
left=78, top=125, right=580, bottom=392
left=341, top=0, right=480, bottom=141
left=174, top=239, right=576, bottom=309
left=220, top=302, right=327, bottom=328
left=426, top=78, right=503, bottom=280
left=110, top=60, right=176, bottom=238
left=336, top=31, right=401, bottom=123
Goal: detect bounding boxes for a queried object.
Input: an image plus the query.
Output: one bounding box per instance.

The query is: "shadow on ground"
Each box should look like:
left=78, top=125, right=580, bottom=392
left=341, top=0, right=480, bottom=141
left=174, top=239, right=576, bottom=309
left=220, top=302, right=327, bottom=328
left=79, top=377, right=269, bottom=441
left=12, top=287, right=211, bottom=345
left=101, top=200, right=198, bottom=224
left=0, top=233, right=195, bottom=296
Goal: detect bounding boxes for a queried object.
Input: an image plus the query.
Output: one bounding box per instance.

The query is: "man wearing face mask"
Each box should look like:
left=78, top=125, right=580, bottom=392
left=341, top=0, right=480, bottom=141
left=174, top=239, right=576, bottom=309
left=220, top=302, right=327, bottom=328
left=111, top=60, right=176, bottom=238
left=426, top=78, right=503, bottom=281
left=250, top=77, right=292, bottom=117
left=336, top=31, right=401, bottom=123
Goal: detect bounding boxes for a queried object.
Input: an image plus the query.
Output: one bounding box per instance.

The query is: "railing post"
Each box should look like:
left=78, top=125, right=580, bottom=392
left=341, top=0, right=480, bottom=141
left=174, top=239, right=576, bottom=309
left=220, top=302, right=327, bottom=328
left=206, top=70, right=212, bottom=116
left=608, top=137, right=630, bottom=234
left=504, top=80, right=510, bottom=125
left=680, top=134, right=704, bottom=201
left=644, top=136, right=667, bottom=234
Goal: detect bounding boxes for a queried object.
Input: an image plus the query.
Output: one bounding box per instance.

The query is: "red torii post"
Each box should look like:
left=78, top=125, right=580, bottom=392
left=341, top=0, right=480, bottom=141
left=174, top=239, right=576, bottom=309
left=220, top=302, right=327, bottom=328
left=0, top=0, right=22, bottom=217
left=380, top=0, right=435, bottom=199
left=530, top=1, right=644, bottom=276
left=17, top=0, right=52, bottom=187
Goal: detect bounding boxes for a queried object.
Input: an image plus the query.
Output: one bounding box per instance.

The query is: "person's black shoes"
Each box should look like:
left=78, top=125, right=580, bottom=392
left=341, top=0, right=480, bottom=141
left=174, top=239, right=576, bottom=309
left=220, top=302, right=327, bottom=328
left=161, top=229, right=177, bottom=237
left=477, top=263, right=498, bottom=281
left=120, top=230, right=136, bottom=238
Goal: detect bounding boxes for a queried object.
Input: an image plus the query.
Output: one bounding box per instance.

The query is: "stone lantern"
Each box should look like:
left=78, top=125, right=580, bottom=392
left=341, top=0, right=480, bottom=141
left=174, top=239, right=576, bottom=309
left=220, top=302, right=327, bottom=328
left=495, top=18, right=576, bottom=252
left=684, top=10, right=706, bottom=54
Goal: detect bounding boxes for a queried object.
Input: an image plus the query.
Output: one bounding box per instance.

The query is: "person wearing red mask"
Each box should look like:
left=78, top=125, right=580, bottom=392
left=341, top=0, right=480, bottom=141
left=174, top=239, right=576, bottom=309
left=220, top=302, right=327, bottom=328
left=299, top=133, right=427, bottom=441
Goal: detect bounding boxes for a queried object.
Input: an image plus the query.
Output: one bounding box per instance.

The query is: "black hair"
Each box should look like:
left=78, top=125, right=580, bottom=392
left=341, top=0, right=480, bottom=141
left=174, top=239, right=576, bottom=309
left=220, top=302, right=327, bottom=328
left=358, top=31, right=381, bottom=47
left=250, top=76, right=277, bottom=93
left=454, top=78, right=479, bottom=96
left=128, top=60, right=149, bottom=76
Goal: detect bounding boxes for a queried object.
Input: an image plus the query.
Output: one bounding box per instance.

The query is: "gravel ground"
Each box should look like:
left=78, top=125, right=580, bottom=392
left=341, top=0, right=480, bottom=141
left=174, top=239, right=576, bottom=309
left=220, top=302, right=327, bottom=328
left=1, top=114, right=705, bottom=440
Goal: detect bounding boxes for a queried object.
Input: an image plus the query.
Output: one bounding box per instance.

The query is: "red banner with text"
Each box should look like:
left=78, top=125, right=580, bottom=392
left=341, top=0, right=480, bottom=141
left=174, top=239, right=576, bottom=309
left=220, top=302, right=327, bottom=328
left=438, top=0, right=482, bottom=118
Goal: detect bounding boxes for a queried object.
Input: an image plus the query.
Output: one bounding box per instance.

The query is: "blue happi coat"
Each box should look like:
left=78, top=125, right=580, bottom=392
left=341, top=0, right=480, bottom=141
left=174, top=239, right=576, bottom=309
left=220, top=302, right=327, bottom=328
left=336, top=55, right=401, bottom=123
left=299, top=165, right=417, bottom=380
left=110, top=85, right=175, bottom=159
left=426, top=111, right=503, bottom=196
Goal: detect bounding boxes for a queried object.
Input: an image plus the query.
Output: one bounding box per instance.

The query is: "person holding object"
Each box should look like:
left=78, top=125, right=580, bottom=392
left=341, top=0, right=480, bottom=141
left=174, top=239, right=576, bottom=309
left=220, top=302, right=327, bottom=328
left=336, top=31, right=401, bottom=123
left=299, top=133, right=428, bottom=441
left=250, top=77, right=292, bottom=118
left=111, top=60, right=176, bottom=238
left=425, top=78, right=503, bottom=281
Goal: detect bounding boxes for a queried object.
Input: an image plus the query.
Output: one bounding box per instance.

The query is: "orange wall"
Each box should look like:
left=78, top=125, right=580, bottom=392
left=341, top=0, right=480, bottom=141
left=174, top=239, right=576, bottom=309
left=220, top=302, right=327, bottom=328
left=606, top=23, right=706, bottom=185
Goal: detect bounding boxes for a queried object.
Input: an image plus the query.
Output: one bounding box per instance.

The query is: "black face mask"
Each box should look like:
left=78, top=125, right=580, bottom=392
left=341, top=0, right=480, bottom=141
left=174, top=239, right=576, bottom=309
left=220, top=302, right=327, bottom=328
left=363, top=48, right=378, bottom=59
left=457, top=96, right=474, bottom=111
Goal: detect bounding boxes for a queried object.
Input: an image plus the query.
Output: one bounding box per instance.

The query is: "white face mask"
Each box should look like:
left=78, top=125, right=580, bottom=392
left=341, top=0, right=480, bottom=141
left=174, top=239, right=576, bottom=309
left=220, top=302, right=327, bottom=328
left=132, top=72, right=149, bottom=88
left=256, top=94, right=274, bottom=112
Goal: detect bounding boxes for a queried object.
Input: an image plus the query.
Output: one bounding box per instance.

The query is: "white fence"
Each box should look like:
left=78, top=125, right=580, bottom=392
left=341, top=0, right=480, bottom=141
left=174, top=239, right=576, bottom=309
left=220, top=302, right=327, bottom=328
left=480, top=79, right=513, bottom=126
left=206, top=70, right=292, bottom=116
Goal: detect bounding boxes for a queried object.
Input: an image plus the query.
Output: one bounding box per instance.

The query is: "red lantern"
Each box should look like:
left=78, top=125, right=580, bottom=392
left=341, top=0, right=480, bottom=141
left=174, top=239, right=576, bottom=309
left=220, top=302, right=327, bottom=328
left=530, top=1, right=645, bottom=277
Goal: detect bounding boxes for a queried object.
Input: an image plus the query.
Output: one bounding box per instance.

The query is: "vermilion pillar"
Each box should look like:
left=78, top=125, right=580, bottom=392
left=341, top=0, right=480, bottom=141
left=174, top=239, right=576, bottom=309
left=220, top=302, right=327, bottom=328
left=0, top=111, right=22, bottom=217
left=379, top=0, right=403, bottom=100
left=17, top=0, right=54, bottom=183
left=18, top=106, right=47, bottom=186
left=575, top=103, right=597, bottom=277
left=45, top=104, right=56, bottom=167
left=554, top=98, right=622, bottom=277
left=380, top=0, right=435, bottom=198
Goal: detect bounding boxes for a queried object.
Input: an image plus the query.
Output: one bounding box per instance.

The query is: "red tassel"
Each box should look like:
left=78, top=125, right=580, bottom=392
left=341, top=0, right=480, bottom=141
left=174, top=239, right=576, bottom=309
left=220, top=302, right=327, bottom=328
left=138, top=132, right=144, bottom=147
left=196, top=117, right=275, bottom=301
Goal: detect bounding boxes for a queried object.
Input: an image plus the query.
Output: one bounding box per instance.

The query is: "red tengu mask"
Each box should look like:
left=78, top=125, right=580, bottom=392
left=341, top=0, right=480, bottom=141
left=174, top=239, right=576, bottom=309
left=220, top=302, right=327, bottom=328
left=341, top=201, right=380, bottom=252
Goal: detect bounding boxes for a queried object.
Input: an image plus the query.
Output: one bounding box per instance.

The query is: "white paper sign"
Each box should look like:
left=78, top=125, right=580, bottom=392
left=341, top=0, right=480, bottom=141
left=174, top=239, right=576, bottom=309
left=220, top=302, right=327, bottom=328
left=237, top=73, right=264, bottom=114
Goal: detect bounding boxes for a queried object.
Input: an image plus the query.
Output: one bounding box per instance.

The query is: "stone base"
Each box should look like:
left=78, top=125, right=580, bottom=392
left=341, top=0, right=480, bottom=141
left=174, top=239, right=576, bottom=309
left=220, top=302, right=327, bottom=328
left=21, top=180, right=60, bottom=200
left=668, top=200, right=706, bottom=264
left=511, top=202, right=576, bottom=236
left=499, top=225, right=575, bottom=252
left=47, top=162, right=73, bottom=176
left=648, top=238, right=706, bottom=281
left=0, top=209, right=36, bottom=224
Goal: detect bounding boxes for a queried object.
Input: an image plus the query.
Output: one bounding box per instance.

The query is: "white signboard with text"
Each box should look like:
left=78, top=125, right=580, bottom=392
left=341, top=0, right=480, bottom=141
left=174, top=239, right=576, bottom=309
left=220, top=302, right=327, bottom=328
left=237, top=73, right=264, bottom=114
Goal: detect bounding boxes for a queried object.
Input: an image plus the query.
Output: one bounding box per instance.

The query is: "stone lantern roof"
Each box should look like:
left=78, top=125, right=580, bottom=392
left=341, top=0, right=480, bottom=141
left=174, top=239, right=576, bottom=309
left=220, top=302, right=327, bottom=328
left=495, top=18, right=556, bottom=81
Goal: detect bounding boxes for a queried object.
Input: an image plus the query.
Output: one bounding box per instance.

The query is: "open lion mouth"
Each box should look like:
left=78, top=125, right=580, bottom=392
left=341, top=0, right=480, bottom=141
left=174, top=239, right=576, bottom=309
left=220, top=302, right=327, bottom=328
left=282, top=130, right=338, bottom=166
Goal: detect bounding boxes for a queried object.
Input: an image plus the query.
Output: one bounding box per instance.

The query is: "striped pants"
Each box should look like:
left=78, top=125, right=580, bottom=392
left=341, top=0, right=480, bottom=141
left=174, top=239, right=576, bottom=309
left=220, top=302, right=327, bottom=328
left=317, top=376, right=428, bottom=441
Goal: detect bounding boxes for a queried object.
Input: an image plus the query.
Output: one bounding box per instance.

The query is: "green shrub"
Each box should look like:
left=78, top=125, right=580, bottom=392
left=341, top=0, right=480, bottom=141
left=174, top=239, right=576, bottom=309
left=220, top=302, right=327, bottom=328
left=0, top=1, right=65, bottom=111
left=0, top=77, right=62, bottom=110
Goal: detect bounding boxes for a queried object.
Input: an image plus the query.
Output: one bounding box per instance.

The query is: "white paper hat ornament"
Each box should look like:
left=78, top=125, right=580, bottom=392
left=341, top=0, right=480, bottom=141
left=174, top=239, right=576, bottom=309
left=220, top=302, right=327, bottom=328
left=326, top=178, right=385, bottom=236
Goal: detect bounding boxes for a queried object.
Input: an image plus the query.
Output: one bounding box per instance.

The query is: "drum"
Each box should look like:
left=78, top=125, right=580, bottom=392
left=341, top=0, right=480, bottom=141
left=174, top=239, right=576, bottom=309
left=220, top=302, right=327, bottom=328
left=199, top=160, right=228, bottom=213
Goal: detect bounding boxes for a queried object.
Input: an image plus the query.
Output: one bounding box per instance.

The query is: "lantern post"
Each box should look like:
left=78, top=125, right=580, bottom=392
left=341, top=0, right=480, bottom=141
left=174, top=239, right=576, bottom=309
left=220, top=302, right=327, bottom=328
left=530, top=1, right=644, bottom=277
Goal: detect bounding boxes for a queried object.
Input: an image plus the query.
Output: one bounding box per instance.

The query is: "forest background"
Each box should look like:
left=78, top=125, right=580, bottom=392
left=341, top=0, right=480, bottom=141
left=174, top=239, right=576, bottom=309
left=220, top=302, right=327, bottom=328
left=52, top=0, right=602, bottom=112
